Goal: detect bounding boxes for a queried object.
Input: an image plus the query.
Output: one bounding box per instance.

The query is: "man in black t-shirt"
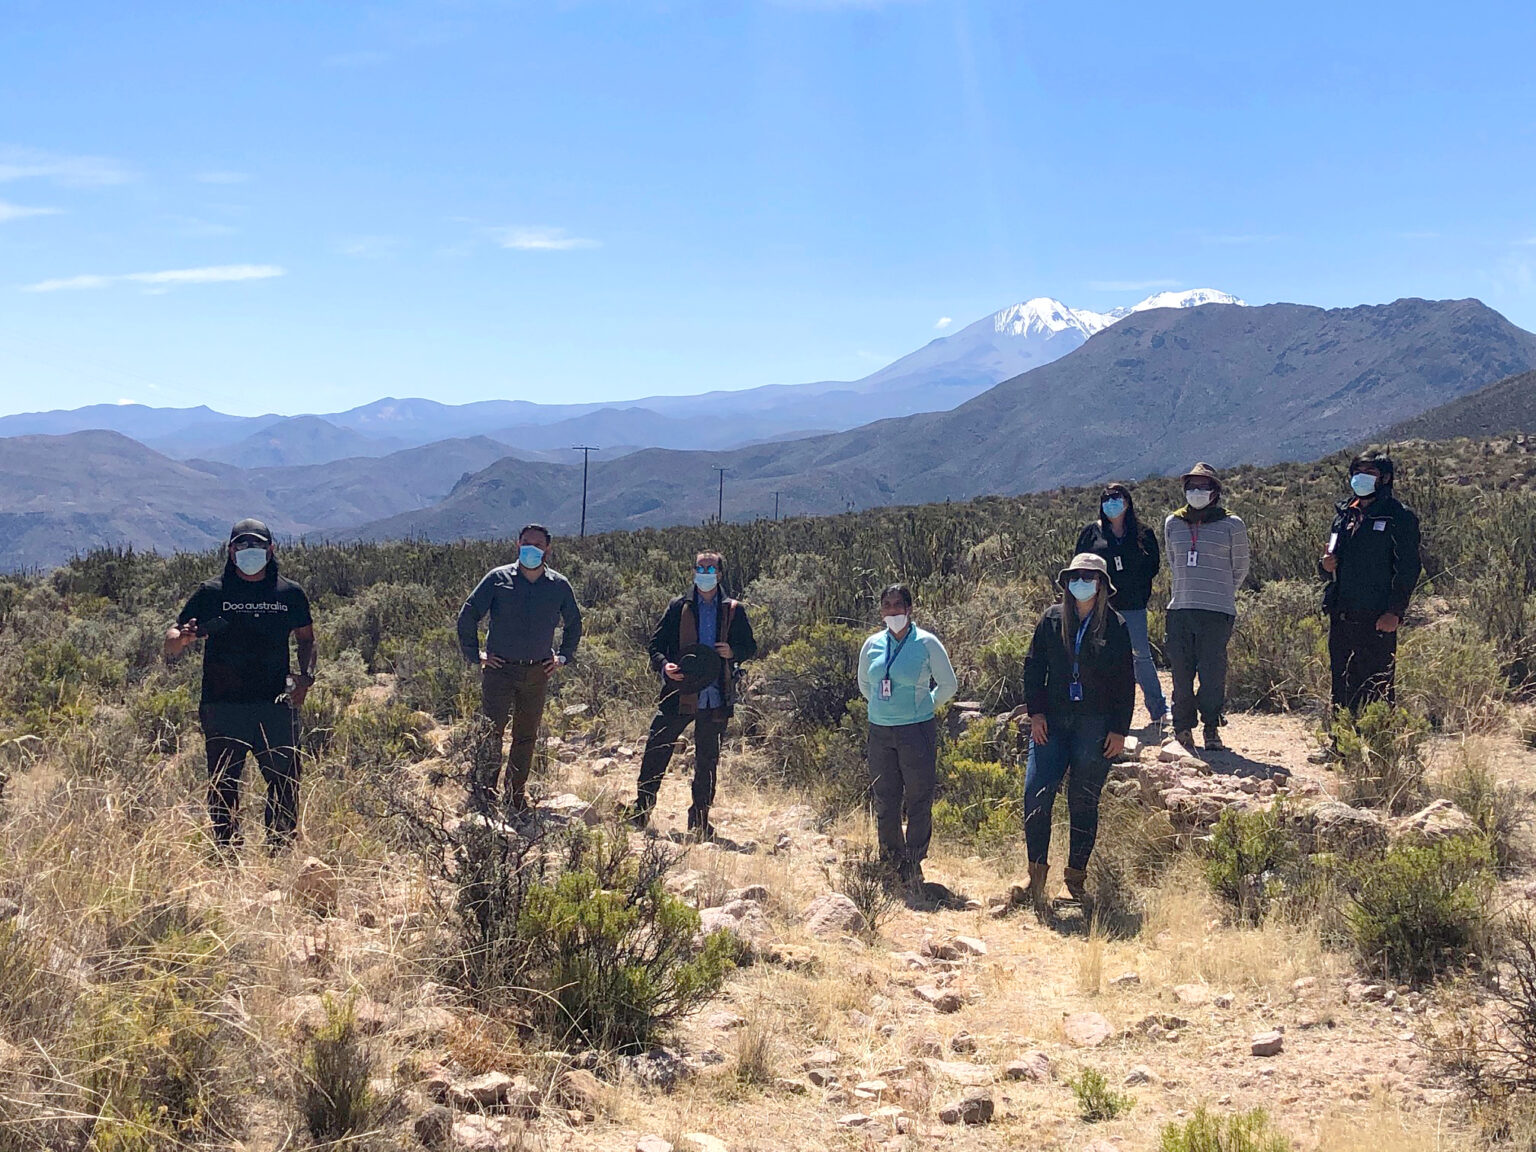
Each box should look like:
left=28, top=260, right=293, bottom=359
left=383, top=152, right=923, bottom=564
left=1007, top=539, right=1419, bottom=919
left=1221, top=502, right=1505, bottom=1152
left=164, top=518, right=317, bottom=851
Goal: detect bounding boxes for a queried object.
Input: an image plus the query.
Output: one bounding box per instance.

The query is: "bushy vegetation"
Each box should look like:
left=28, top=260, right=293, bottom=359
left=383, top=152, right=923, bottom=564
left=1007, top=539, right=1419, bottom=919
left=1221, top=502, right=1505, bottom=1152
left=1331, top=702, right=1432, bottom=814
left=1158, top=1106, right=1292, bottom=1152
left=1203, top=805, right=1299, bottom=925
left=1068, top=1065, right=1133, bottom=1122
left=299, top=995, right=376, bottom=1144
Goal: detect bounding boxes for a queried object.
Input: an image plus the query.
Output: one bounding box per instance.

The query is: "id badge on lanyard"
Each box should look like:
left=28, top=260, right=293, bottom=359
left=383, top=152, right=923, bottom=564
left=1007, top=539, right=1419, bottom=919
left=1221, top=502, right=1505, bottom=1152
left=1069, top=617, right=1090, bottom=703
left=880, top=629, right=911, bottom=701
left=1187, top=521, right=1199, bottom=567
left=879, top=677, right=893, bottom=700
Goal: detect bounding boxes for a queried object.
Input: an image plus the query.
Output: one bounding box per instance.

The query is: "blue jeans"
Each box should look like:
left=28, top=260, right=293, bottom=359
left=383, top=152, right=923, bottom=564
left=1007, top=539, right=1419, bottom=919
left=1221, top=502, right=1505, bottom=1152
left=1023, top=711, right=1112, bottom=871
left=1119, top=608, right=1167, bottom=720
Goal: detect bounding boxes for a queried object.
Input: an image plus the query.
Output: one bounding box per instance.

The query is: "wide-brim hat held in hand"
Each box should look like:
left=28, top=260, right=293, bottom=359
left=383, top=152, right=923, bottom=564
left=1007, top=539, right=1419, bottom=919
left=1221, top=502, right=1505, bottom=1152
left=1057, top=552, right=1117, bottom=596
left=669, top=644, right=723, bottom=695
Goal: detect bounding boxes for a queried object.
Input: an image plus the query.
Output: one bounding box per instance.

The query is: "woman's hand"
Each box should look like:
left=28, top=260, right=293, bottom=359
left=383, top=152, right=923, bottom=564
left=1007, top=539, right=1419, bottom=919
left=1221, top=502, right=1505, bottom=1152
left=1029, top=714, right=1049, bottom=745
left=1103, top=732, right=1125, bottom=760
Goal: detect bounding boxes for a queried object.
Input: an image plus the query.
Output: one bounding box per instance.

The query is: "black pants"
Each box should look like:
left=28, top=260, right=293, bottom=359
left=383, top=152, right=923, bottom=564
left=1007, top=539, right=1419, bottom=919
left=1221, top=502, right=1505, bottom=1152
left=635, top=707, right=728, bottom=821
left=1023, top=711, right=1112, bottom=871
left=867, top=719, right=938, bottom=877
left=200, top=702, right=300, bottom=849
left=1329, top=615, right=1398, bottom=714
left=1166, top=608, right=1235, bottom=731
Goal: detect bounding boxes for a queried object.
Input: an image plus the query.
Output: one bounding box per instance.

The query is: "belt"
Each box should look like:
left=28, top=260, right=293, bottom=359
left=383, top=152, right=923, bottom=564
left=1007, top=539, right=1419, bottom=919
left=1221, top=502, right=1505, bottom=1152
left=491, top=658, right=547, bottom=666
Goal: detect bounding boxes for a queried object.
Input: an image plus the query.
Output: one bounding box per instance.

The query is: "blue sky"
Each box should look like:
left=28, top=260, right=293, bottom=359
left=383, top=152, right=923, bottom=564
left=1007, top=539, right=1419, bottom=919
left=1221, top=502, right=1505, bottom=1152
left=2, top=0, right=1534, bottom=417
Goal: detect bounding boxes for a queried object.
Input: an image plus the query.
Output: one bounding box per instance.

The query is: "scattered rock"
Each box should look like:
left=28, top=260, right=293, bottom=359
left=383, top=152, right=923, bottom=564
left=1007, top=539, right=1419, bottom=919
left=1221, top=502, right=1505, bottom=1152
left=951, top=935, right=988, bottom=956
left=914, top=985, right=963, bottom=1013
left=1293, top=976, right=1318, bottom=994
left=1214, top=993, right=1235, bottom=1009
left=921, top=1059, right=993, bottom=1086
left=679, top=1134, right=728, bottom=1152
left=1301, top=801, right=1390, bottom=853
left=773, top=1077, right=808, bottom=1094
left=451, top=1115, right=509, bottom=1151
left=801, top=1047, right=841, bottom=1069
left=836, top=1113, right=874, bottom=1128
left=1173, top=984, right=1211, bottom=1007
left=1394, top=799, right=1478, bottom=844
left=557, top=1069, right=605, bottom=1117
left=807, top=1068, right=837, bottom=1088
left=803, top=893, right=863, bottom=938
left=413, top=1105, right=452, bottom=1149
left=290, top=856, right=339, bottom=914
left=949, top=1031, right=977, bottom=1054
left=538, top=793, right=600, bottom=826
left=938, top=1088, right=995, bottom=1125
left=1124, top=1064, right=1158, bottom=1086
left=626, top=1048, right=693, bottom=1090
left=1003, top=1050, right=1050, bottom=1082
left=1062, top=1012, right=1113, bottom=1048
left=1347, top=982, right=1388, bottom=1004
left=1251, top=1030, right=1285, bottom=1057
left=725, top=884, right=770, bottom=904
left=1159, top=741, right=1193, bottom=762
left=907, top=1032, right=944, bottom=1058
left=1110, top=971, right=1141, bottom=987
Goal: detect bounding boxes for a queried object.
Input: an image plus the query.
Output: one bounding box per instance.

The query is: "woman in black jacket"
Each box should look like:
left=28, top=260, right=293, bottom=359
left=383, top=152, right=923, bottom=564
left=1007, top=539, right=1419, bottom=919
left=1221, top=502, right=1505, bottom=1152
left=1016, top=552, right=1135, bottom=916
left=1075, top=481, right=1166, bottom=731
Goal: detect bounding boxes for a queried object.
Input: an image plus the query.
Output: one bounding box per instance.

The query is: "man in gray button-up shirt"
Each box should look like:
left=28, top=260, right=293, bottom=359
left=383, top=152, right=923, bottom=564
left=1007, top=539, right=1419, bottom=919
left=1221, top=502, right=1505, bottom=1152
left=456, top=523, right=582, bottom=811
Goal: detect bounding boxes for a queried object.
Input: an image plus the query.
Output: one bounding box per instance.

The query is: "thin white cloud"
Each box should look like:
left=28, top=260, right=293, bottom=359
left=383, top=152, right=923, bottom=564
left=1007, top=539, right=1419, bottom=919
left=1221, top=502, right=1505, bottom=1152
left=1088, top=278, right=1180, bottom=292
left=23, top=264, right=285, bottom=292
left=194, top=170, right=250, bottom=184
left=0, top=200, right=62, bottom=222
left=934, top=316, right=953, bottom=329
left=492, top=226, right=600, bottom=251
left=0, top=147, right=133, bottom=187
left=335, top=234, right=400, bottom=258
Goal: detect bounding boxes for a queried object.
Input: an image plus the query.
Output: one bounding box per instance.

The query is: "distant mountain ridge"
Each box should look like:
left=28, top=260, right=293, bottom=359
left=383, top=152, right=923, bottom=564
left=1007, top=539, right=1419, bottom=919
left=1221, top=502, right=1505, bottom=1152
left=1387, top=368, right=1536, bottom=440
left=0, top=289, right=1244, bottom=467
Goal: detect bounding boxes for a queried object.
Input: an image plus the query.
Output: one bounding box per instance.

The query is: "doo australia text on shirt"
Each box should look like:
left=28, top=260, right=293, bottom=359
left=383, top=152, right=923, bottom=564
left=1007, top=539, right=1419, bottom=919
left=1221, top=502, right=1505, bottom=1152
left=178, top=573, right=312, bottom=704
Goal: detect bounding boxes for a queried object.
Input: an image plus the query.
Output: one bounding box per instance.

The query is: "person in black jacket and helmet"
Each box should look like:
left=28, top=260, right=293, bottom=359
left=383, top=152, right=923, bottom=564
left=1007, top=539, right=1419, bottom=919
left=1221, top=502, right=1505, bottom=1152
left=1319, top=450, right=1422, bottom=716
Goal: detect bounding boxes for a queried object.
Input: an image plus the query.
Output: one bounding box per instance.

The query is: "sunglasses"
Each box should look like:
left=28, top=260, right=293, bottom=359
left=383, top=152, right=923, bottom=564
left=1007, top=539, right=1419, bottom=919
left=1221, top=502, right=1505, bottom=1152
left=695, top=565, right=718, bottom=574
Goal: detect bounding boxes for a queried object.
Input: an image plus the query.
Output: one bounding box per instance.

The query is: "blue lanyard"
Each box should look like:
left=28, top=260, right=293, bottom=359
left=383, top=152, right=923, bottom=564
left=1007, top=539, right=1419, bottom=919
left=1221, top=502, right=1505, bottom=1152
left=884, top=628, right=913, bottom=676
left=1071, top=617, right=1092, bottom=682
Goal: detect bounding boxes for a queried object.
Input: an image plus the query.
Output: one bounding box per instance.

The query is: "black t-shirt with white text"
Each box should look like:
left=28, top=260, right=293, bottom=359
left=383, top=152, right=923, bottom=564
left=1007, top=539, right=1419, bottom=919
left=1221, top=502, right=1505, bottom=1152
left=177, top=570, right=313, bottom=704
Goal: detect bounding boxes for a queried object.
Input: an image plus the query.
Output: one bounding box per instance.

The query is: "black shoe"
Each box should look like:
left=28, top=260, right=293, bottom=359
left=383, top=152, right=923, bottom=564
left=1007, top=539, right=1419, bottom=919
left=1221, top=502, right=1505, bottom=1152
left=1203, top=725, right=1226, bottom=752
left=687, top=807, right=715, bottom=843
left=1172, top=728, right=1195, bottom=751
left=627, top=804, right=652, bottom=830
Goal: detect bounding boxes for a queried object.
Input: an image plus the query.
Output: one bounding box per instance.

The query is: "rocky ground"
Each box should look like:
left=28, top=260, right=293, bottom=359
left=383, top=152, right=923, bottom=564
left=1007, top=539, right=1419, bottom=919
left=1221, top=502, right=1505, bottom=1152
left=4, top=675, right=1524, bottom=1152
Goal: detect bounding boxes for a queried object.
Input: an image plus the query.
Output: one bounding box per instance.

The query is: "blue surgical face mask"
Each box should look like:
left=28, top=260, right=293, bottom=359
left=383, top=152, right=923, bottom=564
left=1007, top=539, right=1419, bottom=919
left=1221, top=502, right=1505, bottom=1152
left=1101, top=497, right=1127, bottom=520
left=694, top=571, right=718, bottom=593
left=518, top=543, right=545, bottom=568
left=233, top=547, right=268, bottom=576
left=1068, top=578, right=1099, bottom=603
left=1350, top=472, right=1378, bottom=497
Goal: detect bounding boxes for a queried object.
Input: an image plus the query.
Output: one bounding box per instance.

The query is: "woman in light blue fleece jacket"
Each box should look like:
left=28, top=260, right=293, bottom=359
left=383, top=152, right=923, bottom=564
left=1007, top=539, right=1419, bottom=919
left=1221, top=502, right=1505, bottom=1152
left=857, top=583, right=958, bottom=890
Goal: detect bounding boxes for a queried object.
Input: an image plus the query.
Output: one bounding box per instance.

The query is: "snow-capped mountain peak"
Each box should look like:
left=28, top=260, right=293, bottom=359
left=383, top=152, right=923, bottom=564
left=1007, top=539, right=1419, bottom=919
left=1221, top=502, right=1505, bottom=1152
left=1107, top=288, right=1246, bottom=320
left=993, top=297, right=1110, bottom=338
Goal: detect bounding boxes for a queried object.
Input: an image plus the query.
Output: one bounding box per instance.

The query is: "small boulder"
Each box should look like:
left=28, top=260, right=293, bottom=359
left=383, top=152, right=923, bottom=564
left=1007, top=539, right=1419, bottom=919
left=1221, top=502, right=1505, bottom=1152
left=938, top=1088, right=995, bottom=1125
left=450, top=1115, right=505, bottom=1151
left=914, top=985, right=963, bottom=1013
left=1123, top=1064, right=1158, bottom=1086
left=801, top=1047, right=841, bottom=1069
left=1110, top=971, right=1141, bottom=987
left=679, top=1135, right=728, bottom=1152
left=413, top=1105, right=452, bottom=1149
left=1394, top=799, right=1478, bottom=844
left=802, top=893, right=863, bottom=938
left=1251, top=1030, right=1285, bottom=1057
left=951, top=935, right=988, bottom=957
left=949, top=1031, right=977, bottom=1054
left=558, top=1068, right=605, bottom=1118
left=448, top=1071, right=514, bottom=1109
left=836, top=1113, right=874, bottom=1128
left=1173, top=983, right=1211, bottom=1007
left=1003, top=1050, right=1050, bottom=1082
left=290, top=857, right=339, bottom=914
left=1062, top=1011, right=1113, bottom=1048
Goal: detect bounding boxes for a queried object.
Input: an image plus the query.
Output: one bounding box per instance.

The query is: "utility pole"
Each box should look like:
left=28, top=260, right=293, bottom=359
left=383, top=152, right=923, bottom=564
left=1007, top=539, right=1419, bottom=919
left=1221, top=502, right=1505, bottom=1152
left=713, top=465, right=728, bottom=524
left=773, top=491, right=780, bottom=521
left=571, top=446, right=599, bottom=537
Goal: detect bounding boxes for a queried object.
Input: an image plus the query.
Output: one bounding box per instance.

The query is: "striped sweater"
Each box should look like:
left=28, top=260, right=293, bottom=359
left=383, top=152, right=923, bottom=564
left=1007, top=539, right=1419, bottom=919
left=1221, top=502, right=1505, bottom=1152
left=1164, top=509, right=1250, bottom=616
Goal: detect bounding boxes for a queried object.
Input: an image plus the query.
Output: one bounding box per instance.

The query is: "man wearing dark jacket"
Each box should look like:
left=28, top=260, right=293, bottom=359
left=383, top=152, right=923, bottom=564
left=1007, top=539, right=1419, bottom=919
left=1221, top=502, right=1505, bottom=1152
left=630, top=550, right=758, bottom=840
left=1320, top=450, right=1421, bottom=714
left=164, top=518, right=316, bottom=852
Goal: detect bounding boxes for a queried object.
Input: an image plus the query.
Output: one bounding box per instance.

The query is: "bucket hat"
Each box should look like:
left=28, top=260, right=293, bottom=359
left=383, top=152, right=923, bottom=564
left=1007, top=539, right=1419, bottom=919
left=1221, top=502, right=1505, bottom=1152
left=669, top=643, right=723, bottom=696
left=1057, top=552, right=1117, bottom=596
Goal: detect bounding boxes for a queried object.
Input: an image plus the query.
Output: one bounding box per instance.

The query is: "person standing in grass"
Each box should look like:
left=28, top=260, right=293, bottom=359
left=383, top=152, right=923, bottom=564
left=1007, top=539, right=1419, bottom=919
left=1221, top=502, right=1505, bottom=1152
left=1015, top=554, right=1134, bottom=915
left=456, top=524, right=582, bottom=814
left=1076, top=481, right=1167, bottom=734
left=857, top=584, right=959, bottom=893
left=163, top=518, right=316, bottom=853
left=1320, top=450, right=1421, bottom=716
left=1163, top=462, right=1249, bottom=753
left=628, top=550, right=758, bottom=841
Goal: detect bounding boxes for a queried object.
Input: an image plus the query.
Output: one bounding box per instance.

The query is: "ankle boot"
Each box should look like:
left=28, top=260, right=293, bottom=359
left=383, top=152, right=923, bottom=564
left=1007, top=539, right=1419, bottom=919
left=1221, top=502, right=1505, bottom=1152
left=1062, top=866, right=1090, bottom=904
left=1025, top=861, right=1051, bottom=916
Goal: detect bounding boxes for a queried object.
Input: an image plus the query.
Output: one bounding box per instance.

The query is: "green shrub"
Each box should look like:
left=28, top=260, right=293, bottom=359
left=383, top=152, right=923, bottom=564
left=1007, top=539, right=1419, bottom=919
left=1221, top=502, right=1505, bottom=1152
left=774, top=700, right=870, bottom=816
left=1158, top=1106, right=1291, bottom=1152
left=975, top=630, right=1031, bottom=712
left=1087, top=792, right=1180, bottom=929
left=1344, top=836, right=1496, bottom=985
left=1226, top=581, right=1327, bottom=712
left=757, top=622, right=864, bottom=730
left=1441, top=747, right=1529, bottom=874
left=1398, top=619, right=1509, bottom=731
left=300, top=995, right=375, bottom=1144
left=1203, top=805, right=1298, bottom=925
left=932, top=756, right=1023, bottom=848
left=1068, top=1066, right=1133, bottom=1122
left=322, top=581, right=439, bottom=671
left=1331, top=702, right=1431, bottom=814
left=394, top=628, right=480, bottom=721
left=452, top=824, right=734, bottom=1052
left=838, top=842, right=901, bottom=937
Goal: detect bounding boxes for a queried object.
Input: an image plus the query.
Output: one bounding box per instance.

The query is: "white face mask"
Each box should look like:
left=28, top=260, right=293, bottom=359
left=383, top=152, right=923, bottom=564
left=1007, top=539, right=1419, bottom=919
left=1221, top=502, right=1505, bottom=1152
left=1185, top=488, right=1214, bottom=510
left=883, top=614, right=909, bottom=633
left=233, top=547, right=268, bottom=576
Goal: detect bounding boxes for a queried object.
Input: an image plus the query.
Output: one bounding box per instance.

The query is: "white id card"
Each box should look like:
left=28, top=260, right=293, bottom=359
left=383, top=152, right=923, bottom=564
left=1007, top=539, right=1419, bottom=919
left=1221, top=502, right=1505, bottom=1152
left=1113, top=556, right=1123, bottom=571
left=1373, top=520, right=1388, bottom=531
left=1328, top=532, right=1338, bottom=553
left=1187, top=550, right=1199, bottom=567
left=879, top=677, right=892, bottom=700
